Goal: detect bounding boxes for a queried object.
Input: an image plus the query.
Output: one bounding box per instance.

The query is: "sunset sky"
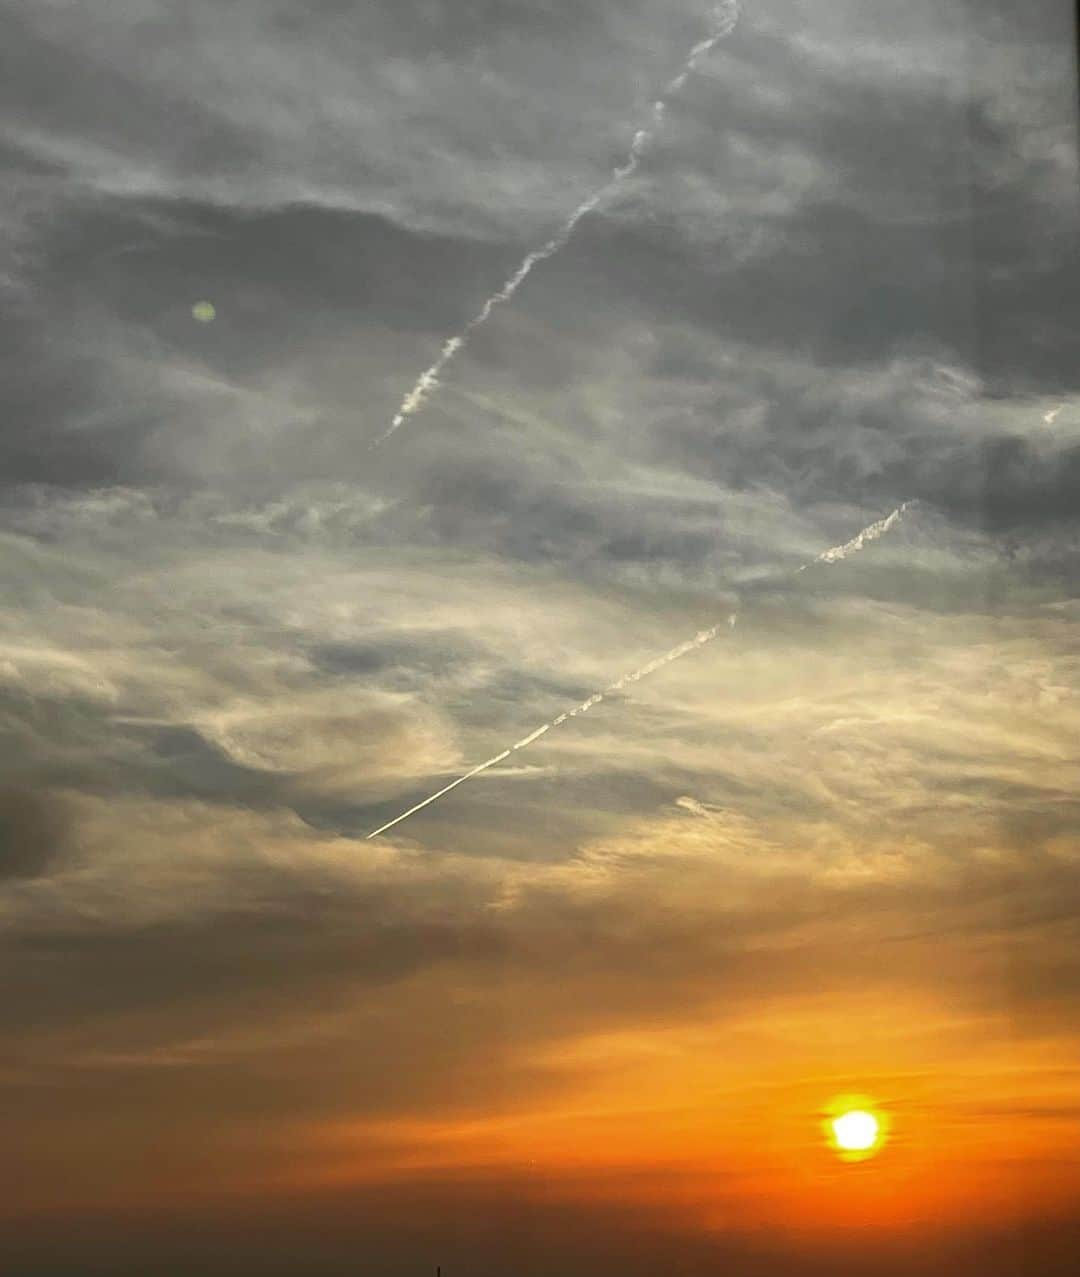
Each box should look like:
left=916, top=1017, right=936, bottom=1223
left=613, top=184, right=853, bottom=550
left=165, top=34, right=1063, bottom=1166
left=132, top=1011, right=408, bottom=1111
left=2, top=1, right=1079, bottom=1273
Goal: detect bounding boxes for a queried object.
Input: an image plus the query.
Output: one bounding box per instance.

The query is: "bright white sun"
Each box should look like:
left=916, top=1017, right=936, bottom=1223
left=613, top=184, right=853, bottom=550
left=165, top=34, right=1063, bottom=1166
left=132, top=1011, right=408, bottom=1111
left=822, top=1096, right=888, bottom=1161
left=831, top=1109, right=880, bottom=1152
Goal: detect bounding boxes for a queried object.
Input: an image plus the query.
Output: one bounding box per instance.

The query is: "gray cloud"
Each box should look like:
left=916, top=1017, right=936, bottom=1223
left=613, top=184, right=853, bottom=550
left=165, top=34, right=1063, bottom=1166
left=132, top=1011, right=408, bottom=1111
left=0, top=787, right=70, bottom=879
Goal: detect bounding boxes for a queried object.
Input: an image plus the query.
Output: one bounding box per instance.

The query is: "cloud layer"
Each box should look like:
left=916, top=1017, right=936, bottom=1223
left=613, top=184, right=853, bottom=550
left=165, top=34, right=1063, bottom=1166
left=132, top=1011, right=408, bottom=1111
left=1, top=0, right=1078, bottom=1272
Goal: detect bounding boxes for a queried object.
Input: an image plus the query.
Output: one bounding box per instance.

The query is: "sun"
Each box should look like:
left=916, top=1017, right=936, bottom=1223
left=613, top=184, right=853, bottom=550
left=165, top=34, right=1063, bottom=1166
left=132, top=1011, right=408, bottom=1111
left=833, top=1109, right=879, bottom=1151
left=823, top=1095, right=888, bottom=1161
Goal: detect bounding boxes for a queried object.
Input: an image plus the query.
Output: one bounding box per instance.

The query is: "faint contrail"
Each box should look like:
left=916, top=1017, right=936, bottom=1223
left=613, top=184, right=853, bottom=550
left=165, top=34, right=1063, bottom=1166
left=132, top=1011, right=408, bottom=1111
left=367, top=500, right=911, bottom=839
left=376, top=1, right=742, bottom=444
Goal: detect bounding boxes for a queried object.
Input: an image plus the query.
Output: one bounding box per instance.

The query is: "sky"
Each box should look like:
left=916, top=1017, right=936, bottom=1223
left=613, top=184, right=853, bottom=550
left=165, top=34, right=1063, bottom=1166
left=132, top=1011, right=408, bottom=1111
left=2, top=1, right=1079, bottom=1273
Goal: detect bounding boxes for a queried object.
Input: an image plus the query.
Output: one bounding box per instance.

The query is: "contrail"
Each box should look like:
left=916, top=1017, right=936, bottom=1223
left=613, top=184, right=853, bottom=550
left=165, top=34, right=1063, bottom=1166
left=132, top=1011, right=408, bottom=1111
left=375, top=1, right=742, bottom=444
left=366, top=621, right=733, bottom=840
left=367, top=500, right=911, bottom=839
left=797, top=500, right=915, bottom=569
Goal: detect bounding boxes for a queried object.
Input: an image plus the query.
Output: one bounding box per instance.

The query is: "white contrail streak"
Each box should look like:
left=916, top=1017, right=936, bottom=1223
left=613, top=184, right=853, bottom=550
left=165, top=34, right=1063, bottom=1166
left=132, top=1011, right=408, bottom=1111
left=366, top=620, right=731, bottom=840
left=798, top=500, right=916, bottom=570
left=376, top=2, right=742, bottom=444
left=367, top=500, right=911, bottom=839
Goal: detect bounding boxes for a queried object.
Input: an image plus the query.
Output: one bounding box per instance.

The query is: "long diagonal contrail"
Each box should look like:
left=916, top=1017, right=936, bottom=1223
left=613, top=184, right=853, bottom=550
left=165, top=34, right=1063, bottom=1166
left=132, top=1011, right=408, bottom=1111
left=375, top=1, right=742, bottom=444
left=366, top=501, right=914, bottom=839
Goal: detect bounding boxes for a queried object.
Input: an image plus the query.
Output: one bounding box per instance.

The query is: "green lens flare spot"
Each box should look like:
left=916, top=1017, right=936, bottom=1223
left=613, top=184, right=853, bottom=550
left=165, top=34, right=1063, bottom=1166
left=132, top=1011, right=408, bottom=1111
left=191, top=301, right=217, bottom=323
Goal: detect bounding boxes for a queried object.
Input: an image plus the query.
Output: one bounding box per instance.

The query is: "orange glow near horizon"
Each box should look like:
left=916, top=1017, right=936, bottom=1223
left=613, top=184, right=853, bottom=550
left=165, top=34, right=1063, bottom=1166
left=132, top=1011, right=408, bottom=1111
left=18, top=995, right=1079, bottom=1246
left=296, top=1005, right=1080, bottom=1249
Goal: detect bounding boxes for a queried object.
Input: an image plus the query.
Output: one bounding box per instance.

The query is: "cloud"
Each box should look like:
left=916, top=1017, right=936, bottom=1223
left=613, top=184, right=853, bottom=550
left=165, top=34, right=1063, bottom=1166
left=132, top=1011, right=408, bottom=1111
left=196, top=687, right=460, bottom=799
left=0, top=786, right=71, bottom=879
